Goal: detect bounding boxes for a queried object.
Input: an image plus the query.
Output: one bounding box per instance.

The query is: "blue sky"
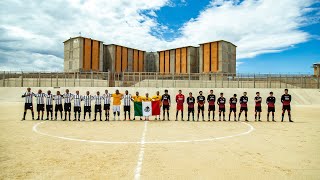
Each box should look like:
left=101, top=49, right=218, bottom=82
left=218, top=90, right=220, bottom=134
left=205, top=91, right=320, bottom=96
left=0, top=0, right=319, bottom=73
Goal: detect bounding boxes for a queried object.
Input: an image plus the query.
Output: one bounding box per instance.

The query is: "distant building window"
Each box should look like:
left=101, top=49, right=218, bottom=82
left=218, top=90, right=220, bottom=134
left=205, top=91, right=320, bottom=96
left=69, top=61, right=73, bottom=70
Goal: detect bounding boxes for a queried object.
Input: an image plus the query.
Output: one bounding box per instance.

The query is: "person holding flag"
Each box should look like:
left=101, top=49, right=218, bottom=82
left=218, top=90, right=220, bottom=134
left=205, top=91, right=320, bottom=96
left=152, top=91, right=162, bottom=120
left=175, top=90, right=185, bottom=121
left=142, top=93, right=152, bottom=121
left=111, top=89, right=123, bottom=121
left=134, top=92, right=161, bottom=120
left=132, top=91, right=143, bottom=120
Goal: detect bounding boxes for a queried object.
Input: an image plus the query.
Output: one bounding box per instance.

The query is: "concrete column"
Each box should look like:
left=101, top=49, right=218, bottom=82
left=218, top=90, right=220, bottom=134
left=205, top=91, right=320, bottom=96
left=106, top=45, right=116, bottom=73
left=128, top=49, right=133, bottom=72
left=99, top=42, right=104, bottom=72
left=187, top=47, right=198, bottom=73
left=155, top=52, right=160, bottom=72
left=170, top=50, right=175, bottom=74
left=199, top=45, right=203, bottom=73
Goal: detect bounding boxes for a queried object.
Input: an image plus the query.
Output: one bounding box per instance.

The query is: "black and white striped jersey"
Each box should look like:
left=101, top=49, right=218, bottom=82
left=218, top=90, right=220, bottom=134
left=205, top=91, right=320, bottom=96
left=22, top=92, right=35, bottom=103
left=94, top=95, right=104, bottom=105
left=123, top=94, right=132, bottom=106
left=83, top=95, right=94, bottom=106
left=34, top=93, right=46, bottom=104
left=103, top=93, right=111, bottom=104
left=54, top=95, right=63, bottom=105
left=63, top=93, right=73, bottom=103
left=45, top=94, right=54, bottom=105
left=72, top=94, right=82, bottom=107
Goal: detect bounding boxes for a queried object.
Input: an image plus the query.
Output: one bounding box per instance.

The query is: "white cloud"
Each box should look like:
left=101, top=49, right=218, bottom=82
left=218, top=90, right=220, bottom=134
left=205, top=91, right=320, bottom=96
left=0, top=0, right=317, bottom=71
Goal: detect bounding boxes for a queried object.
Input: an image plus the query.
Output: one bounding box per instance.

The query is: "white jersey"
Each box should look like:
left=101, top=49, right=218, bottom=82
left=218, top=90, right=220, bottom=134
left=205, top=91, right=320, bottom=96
left=22, top=92, right=35, bottom=103
left=63, top=93, right=73, bottom=103
left=94, top=95, right=104, bottom=105
left=123, top=94, right=132, bottom=106
left=72, top=94, right=82, bottom=107
left=83, top=95, right=94, bottom=106
left=54, top=95, right=63, bottom=105
left=103, top=93, right=111, bottom=104
left=35, top=93, right=46, bottom=104
left=45, top=94, right=54, bottom=105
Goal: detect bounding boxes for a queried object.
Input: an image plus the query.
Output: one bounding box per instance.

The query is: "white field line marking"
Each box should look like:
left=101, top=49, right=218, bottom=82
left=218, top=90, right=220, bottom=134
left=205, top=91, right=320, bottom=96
left=32, top=121, right=254, bottom=144
left=134, top=121, right=148, bottom=180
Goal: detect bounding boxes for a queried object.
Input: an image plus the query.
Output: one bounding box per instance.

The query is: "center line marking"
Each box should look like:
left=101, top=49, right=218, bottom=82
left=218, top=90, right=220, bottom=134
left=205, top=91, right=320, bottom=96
left=134, top=121, right=148, bottom=180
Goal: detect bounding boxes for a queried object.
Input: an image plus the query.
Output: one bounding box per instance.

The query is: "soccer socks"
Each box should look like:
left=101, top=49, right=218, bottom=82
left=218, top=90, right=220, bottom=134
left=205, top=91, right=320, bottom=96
left=238, top=113, right=241, bottom=121
left=181, top=111, right=183, bottom=120
left=223, top=113, right=225, bottom=121
left=23, top=112, right=26, bottom=119
left=176, top=111, right=178, bottom=120
left=219, top=112, right=221, bottom=121
left=167, top=112, right=170, bottom=120
left=163, top=112, right=166, bottom=120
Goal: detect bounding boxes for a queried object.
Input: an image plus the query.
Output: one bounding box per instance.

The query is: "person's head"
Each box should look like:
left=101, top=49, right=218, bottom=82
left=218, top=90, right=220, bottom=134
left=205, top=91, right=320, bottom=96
left=115, top=89, right=119, bottom=94
left=233, top=94, right=237, bottom=98
left=178, top=90, right=182, bottom=94
left=86, top=91, right=90, bottom=95
left=105, top=89, right=108, bottom=94
left=136, top=91, right=139, bottom=96
left=256, top=92, right=260, bottom=96
left=66, top=89, right=69, bottom=93
left=146, top=93, right=149, bottom=97
left=189, top=92, right=192, bottom=97
left=210, top=90, right=213, bottom=94
left=38, top=89, right=42, bottom=94
left=243, top=92, right=247, bottom=96
left=220, top=92, right=223, bottom=97
left=284, top=89, right=288, bottom=94
left=27, top=87, right=31, bottom=92
left=57, top=91, right=60, bottom=95
left=199, top=91, right=203, bottom=95
left=76, top=90, right=79, bottom=95
left=165, top=89, right=168, bottom=94
left=156, top=91, right=160, bottom=95
left=97, top=91, right=100, bottom=95
left=270, top=92, right=273, bottom=96
left=125, top=90, right=128, bottom=95
left=47, top=90, right=51, bottom=95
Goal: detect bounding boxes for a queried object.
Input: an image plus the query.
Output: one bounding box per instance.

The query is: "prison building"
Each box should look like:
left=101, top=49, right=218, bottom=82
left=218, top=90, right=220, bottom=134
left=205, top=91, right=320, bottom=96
left=313, top=63, right=320, bottom=77
left=199, top=40, right=236, bottom=74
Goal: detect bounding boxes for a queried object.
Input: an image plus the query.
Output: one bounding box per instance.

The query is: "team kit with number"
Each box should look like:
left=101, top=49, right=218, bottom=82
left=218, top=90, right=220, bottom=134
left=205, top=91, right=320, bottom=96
left=21, top=88, right=293, bottom=122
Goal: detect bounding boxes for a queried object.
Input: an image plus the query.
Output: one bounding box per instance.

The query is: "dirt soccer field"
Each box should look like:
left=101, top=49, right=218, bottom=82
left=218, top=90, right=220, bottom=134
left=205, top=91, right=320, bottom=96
left=0, top=87, right=320, bottom=180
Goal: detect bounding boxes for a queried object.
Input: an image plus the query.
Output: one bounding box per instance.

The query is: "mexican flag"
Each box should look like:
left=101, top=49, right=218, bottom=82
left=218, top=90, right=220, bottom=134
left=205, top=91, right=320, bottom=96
left=134, top=101, right=160, bottom=116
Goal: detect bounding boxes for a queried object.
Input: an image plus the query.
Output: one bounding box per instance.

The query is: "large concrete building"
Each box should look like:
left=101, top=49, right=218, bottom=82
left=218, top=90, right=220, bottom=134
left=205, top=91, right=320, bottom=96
left=64, top=37, right=237, bottom=74
left=313, top=63, right=320, bottom=77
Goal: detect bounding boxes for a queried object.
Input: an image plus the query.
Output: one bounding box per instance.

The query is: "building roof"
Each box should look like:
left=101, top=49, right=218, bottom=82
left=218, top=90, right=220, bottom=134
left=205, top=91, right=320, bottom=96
left=157, top=45, right=198, bottom=52
left=63, top=36, right=103, bottom=43
left=104, top=44, right=146, bottom=52
left=313, top=62, right=320, bottom=65
left=199, top=40, right=237, bottom=47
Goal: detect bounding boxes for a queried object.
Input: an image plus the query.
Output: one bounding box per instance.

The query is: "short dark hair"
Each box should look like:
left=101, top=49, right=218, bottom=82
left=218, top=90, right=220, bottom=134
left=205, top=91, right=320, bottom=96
left=199, top=91, right=203, bottom=93
left=256, top=92, right=259, bottom=94
left=189, top=92, right=192, bottom=94
left=285, top=89, right=288, bottom=91
left=270, top=92, right=273, bottom=94
left=210, top=90, right=213, bottom=92
left=165, top=89, right=168, bottom=92
left=234, top=94, right=237, bottom=97
left=220, top=93, right=223, bottom=95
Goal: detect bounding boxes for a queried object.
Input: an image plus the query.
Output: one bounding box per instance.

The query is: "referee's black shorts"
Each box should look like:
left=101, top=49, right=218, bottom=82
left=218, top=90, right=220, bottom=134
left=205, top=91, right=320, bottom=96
left=55, top=104, right=63, bottom=112
left=64, top=103, right=71, bottom=112
left=95, top=105, right=102, bottom=113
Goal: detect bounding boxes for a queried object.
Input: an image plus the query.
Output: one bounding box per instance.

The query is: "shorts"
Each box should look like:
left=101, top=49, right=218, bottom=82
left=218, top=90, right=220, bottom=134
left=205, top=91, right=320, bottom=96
left=24, top=103, right=33, bottom=110
left=95, top=105, right=102, bottom=113
left=55, top=104, right=63, bottom=112
left=188, top=108, right=194, bottom=112
left=230, top=108, right=236, bottom=112
left=163, top=105, right=170, bottom=110
left=198, top=106, right=204, bottom=112
left=84, top=106, right=91, bottom=113
left=219, top=107, right=226, bottom=112
left=282, top=105, right=291, bottom=111
left=208, top=105, right=215, bottom=111
left=268, top=107, right=275, bottom=112
left=37, top=104, right=44, bottom=112
left=113, top=105, right=120, bottom=112
left=240, top=107, right=248, bottom=112
left=74, top=106, right=81, bottom=112
left=64, top=103, right=71, bottom=112
left=46, top=105, right=53, bottom=112
left=104, top=104, right=110, bottom=110
left=177, top=104, right=183, bottom=111
left=255, top=106, right=262, bottom=112
left=124, top=106, right=130, bottom=112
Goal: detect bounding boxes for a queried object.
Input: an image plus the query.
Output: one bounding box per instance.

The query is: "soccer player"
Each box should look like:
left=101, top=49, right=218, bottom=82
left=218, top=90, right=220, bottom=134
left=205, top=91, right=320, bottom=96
left=123, top=90, right=132, bottom=121
left=112, top=89, right=123, bottom=121
left=142, top=93, right=152, bottom=121
left=72, top=90, right=82, bottom=121
left=21, top=87, right=35, bottom=120
left=161, top=90, right=171, bottom=121
left=54, top=91, right=63, bottom=120
left=103, top=90, right=111, bottom=121
left=197, top=91, right=205, bottom=121
left=132, top=91, right=143, bottom=120
left=175, top=90, right=185, bottom=121
left=93, top=91, right=104, bottom=121
left=45, top=90, right=54, bottom=120
left=152, top=91, right=162, bottom=120
left=207, top=90, right=216, bottom=121
left=229, top=94, right=237, bottom=121
left=83, top=91, right=93, bottom=121
left=254, top=92, right=262, bottom=121
left=63, top=89, right=72, bottom=121
left=217, top=93, right=226, bottom=121
left=187, top=92, right=195, bottom=121
left=238, top=92, right=249, bottom=121
left=266, top=92, right=276, bottom=122
left=35, top=89, right=46, bottom=120
left=281, top=89, right=293, bottom=122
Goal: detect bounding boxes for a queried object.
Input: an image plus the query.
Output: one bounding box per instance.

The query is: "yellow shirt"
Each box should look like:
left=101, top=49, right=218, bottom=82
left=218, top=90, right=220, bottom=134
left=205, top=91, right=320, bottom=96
left=112, top=93, right=123, bottom=105
left=152, top=95, right=161, bottom=101
left=132, top=95, right=143, bottom=102
left=142, top=97, right=152, bottom=102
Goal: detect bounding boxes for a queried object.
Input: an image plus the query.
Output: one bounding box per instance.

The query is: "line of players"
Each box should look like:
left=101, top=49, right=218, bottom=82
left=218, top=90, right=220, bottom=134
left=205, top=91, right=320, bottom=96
left=21, top=88, right=293, bottom=122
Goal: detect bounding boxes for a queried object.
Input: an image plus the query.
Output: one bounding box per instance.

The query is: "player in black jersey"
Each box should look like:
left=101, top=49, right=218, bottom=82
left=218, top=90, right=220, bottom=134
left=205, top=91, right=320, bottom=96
left=229, top=94, right=237, bottom=121
left=161, top=90, right=171, bottom=121
left=217, top=93, right=226, bottom=121
left=197, top=91, right=205, bottom=121
left=281, top=89, right=293, bottom=122
left=238, top=92, right=249, bottom=121
left=187, top=92, right=195, bottom=121
left=207, top=90, right=216, bottom=121
left=254, top=92, right=262, bottom=121
left=266, top=92, right=276, bottom=122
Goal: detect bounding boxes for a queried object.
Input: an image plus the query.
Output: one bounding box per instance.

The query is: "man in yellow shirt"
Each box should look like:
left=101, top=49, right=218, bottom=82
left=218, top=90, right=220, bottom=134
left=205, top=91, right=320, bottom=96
left=142, top=93, right=152, bottom=121
left=152, top=91, right=162, bottom=120
left=111, top=89, right=123, bottom=121
left=131, top=91, right=143, bottom=120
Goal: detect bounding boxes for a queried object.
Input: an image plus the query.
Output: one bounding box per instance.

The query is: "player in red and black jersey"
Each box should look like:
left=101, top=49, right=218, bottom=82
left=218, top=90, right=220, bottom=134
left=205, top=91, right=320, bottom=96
left=207, top=90, right=216, bottom=121
left=176, top=90, right=185, bottom=121
left=281, top=89, right=293, bottom=122
left=238, top=92, right=249, bottom=121
left=217, top=93, right=226, bottom=121
left=161, top=89, right=171, bottom=121
left=254, top=92, right=262, bottom=121
left=197, top=91, right=206, bottom=121
left=229, top=94, right=237, bottom=121
left=266, top=92, right=276, bottom=122
left=187, top=92, right=195, bottom=121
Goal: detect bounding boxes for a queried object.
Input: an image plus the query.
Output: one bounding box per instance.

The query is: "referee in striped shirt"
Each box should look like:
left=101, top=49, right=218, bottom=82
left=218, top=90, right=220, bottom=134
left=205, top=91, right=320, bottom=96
left=123, top=90, right=132, bottom=120
left=72, top=90, right=82, bottom=121
left=35, top=89, right=46, bottom=120
left=45, top=90, right=54, bottom=120
left=54, top=91, right=64, bottom=120
left=93, top=91, right=104, bottom=121
left=103, top=90, right=111, bottom=121
left=63, top=89, right=72, bottom=121
left=21, top=87, right=35, bottom=120
left=83, top=91, right=94, bottom=121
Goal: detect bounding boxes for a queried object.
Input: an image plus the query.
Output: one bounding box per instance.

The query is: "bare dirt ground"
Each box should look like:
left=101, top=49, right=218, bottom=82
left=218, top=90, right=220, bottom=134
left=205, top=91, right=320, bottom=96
left=0, top=87, right=320, bottom=180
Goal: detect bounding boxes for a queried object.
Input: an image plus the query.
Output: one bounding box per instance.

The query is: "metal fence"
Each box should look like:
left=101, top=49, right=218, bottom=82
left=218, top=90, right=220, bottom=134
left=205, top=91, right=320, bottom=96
left=1, top=71, right=319, bottom=89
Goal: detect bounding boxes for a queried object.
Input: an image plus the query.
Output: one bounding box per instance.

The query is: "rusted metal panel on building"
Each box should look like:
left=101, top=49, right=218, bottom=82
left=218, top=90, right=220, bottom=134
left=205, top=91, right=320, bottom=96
left=139, top=51, right=144, bottom=72
left=91, top=40, right=100, bottom=71
left=211, top=42, right=218, bottom=72
left=133, top=49, right=139, bottom=72
left=165, top=50, right=170, bottom=74
left=203, top=43, right=210, bottom=73
left=83, top=38, right=92, bottom=71
left=175, top=48, right=181, bottom=73
left=121, top=47, right=128, bottom=72
left=159, top=51, right=164, bottom=73
left=115, top=46, right=122, bottom=73
left=181, top=47, right=187, bottom=73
